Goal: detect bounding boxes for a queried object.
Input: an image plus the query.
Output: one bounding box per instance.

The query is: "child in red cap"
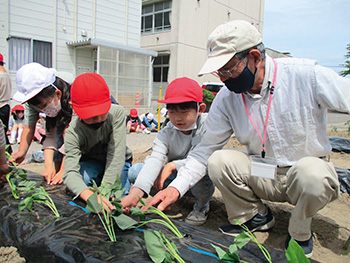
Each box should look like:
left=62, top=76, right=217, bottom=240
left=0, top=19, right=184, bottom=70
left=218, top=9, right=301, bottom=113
left=125, top=108, right=150, bottom=134
left=9, top=105, right=25, bottom=144
left=62, top=73, right=132, bottom=211
left=122, top=77, right=215, bottom=226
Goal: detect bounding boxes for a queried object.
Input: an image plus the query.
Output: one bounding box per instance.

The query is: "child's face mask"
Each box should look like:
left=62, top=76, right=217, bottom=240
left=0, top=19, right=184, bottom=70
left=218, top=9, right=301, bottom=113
left=41, top=96, right=61, bottom=117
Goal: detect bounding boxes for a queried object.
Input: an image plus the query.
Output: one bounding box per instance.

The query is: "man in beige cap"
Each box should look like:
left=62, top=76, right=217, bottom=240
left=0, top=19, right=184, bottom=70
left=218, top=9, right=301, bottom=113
left=146, top=20, right=350, bottom=258
left=0, top=53, right=12, bottom=151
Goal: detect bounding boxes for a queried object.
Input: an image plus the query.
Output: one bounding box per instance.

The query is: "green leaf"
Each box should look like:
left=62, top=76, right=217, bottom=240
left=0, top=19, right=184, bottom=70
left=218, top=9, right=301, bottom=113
left=212, top=244, right=239, bottom=262
left=229, top=244, right=238, bottom=255
left=138, top=197, right=146, bottom=206
left=130, top=207, right=146, bottom=221
left=18, top=180, right=36, bottom=193
left=285, top=238, right=311, bottom=263
left=113, top=213, right=138, bottom=230
left=17, top=169, right=27, bottom=180
left=19, top=196, right=34, bottom=211
left=211, top=244, right=228, bottom=259
left=234, top=231, right=251, bottom=249
left=113, top=189, right=125, bottom=199
left=86, top=192, right=102, bottom=213
left=144, top=230, right=167, bottom=263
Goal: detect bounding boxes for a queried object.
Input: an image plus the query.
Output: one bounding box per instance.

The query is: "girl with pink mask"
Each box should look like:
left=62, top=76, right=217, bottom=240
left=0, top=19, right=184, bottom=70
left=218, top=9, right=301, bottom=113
left=12, top=63, right=74, bottom=185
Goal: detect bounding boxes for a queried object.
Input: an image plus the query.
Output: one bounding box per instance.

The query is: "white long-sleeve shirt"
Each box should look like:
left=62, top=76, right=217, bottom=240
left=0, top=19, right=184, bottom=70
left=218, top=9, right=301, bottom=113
left=171, top=55, right=350, bottom=197
left=133, top=114, right=207, bottom=195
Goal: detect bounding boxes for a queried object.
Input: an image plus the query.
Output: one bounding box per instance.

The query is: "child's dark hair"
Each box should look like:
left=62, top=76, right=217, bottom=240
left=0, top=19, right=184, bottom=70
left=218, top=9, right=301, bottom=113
left=166, top=101, right=198, bottom=111
left=27, top=77, right=72, bottom=131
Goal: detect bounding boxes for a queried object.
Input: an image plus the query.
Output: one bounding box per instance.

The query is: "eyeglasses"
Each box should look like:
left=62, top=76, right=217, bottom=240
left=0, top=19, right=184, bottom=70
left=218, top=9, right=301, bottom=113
left=213, top=57, right=246, bottom=78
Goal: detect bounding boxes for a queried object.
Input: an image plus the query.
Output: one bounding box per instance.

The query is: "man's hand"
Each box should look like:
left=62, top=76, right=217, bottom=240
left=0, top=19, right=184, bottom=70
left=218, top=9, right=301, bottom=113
left=144, top=186, right=180, bottom=211
left=121, top=187, right=145, bottom=214
left=154, top=162, right=176, bottom=191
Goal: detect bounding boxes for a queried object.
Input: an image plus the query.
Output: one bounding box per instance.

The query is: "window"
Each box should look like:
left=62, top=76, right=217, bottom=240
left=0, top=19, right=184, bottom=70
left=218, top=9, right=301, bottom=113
left=141, top=1, right=171, bottom=34
left=8, top=37, right=52, bottom=71
left=153, top=55, right=169, bottom=82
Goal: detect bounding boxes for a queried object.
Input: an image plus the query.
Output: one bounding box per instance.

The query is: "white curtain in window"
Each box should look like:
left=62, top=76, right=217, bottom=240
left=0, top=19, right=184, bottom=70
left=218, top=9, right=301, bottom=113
left=33, top=41, right=52, bottom=68
left=9, top=37, right=30, bottom=71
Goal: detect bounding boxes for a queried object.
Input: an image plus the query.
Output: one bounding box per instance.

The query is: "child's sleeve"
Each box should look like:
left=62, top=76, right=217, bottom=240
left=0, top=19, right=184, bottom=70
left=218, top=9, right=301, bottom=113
left=62, top=127, right=86, bottom=197
left=133, top=132, right=168, bottom=195
left=102, top=107, right=127, bottom=185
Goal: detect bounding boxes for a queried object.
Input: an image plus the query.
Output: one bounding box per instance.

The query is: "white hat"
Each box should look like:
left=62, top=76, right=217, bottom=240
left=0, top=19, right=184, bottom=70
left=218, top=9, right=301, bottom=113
left=160, top=108, right=168, bottom=117
left=198, top=20, right=262, bottom=76
left=56, top=71, right=75, bottom=85
left=147, top=113, right=154, bottom=121
left=13, top=63, right=56, bottom=103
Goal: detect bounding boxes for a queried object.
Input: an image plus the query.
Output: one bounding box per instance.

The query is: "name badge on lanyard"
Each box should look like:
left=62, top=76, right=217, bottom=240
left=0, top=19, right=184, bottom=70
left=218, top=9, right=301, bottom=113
left=243, top=59, right=278, bottom=180
left=250, top=155, right=277, bottom=180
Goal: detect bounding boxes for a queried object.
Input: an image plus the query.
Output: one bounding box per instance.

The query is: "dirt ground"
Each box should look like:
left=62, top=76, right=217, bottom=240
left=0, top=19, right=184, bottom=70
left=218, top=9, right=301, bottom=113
left=4, top=125, right=350, bottom=262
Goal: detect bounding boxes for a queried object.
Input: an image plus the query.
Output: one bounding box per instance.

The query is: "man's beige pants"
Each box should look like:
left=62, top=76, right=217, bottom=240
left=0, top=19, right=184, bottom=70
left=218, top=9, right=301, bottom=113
left=208, top=149, right=340, bottom=241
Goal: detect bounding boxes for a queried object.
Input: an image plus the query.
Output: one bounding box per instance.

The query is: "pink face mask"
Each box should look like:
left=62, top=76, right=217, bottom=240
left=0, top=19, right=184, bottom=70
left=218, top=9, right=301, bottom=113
left=41, top=98, right=61, bottom=117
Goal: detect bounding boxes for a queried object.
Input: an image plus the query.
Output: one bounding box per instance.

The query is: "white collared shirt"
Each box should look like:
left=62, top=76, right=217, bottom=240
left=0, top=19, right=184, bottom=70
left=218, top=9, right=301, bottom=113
left=170, top=55, right=350, bottom=197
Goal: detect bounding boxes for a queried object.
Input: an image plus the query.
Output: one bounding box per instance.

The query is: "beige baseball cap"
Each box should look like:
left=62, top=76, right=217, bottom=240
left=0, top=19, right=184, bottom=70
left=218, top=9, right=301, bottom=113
left=198, top=20, right=262, bottom=76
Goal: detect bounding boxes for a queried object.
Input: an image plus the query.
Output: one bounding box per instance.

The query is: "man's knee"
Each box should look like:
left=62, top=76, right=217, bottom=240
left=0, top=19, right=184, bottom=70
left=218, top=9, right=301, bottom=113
left=288, top=157, right=339, bottom=197
left=208, top=150, right=248, bottom=183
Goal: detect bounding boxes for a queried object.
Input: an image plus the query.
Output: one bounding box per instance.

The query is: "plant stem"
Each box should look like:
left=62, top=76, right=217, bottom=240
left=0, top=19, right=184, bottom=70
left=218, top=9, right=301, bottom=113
left=145, top=208, right=183, bottom=238
left=98, top=213, right=114, bottom=241
left=162, top=233, right=185, bottom=263
left=239, top=223, right=272, bottom=263
left=138, top=218, right=183, bottom=238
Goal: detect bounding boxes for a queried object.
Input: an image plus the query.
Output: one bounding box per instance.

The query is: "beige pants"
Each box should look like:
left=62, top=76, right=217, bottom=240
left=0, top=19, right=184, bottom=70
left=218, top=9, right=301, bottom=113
left=208, top=149, right=340, bottom=241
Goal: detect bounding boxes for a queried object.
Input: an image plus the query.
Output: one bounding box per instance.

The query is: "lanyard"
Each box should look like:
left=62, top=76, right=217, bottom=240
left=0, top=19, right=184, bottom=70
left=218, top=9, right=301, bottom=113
left=242, top=59, right=277, bottom=158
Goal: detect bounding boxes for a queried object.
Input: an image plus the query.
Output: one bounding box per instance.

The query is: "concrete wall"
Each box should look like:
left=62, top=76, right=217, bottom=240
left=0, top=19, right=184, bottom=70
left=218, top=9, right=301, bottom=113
left=141, top=0, right=264, bottom=86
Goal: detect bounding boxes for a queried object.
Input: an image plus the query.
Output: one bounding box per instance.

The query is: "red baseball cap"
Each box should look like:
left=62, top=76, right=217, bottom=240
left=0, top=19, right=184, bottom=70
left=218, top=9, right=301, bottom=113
left=158, top=77, right=202, bottom=104
left=71, top=73, right=111, bottom=119
left=130, top=108, right=138, bottom=117
left=0, top=53, right=4, bottom=63
left=12, top=105, right=25, bottom=112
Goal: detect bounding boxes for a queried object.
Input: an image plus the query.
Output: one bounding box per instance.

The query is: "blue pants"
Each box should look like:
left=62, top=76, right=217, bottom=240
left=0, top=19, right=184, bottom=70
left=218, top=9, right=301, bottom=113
left=80, top=160, right=131, bottom=195
left=128, top=163, right=215, bottom=210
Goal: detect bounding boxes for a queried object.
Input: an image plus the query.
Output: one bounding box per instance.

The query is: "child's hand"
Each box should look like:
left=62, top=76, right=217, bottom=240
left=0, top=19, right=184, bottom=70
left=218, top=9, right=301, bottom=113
left=121, top=187, right=144, bottom=214
left=50, top=170, right=64, bottom=185
left=10, top=151, right=26, bottom=165
left=154, top=162, right=176, bottom=191
left=42, top=166, right=56, bottom=185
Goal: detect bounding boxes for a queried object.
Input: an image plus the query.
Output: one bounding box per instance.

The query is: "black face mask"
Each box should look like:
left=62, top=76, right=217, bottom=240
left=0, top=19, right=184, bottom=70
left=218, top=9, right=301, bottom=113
left=82, top=120, right=105, bottom=130
left=224, top=60, right=256, bottom=94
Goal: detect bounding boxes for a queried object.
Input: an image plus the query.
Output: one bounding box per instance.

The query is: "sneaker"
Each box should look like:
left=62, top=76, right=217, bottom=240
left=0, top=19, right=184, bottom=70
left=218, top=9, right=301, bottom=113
left=285, top=233, right=313, bottom=258
left=184, top=206, right=209, bottom=226
left=219, top=205, right=275, bottom=237
left=142, top=129, right=151, bottom=134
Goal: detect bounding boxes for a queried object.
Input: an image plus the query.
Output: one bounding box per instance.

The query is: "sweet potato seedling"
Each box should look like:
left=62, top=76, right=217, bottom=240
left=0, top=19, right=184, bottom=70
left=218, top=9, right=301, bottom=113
left=212, top=219, right=311, bottom=263
left=19, top=186, right=60, bottom=217
left=144, top=230, right=185, bottom=263
left=86, top=180, right=138, bottom=242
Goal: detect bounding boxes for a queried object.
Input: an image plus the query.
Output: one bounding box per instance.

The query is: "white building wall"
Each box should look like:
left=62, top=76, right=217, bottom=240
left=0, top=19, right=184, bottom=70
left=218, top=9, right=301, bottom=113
left=2, top=0, right=142, bottom=82
left=141, top=0, right=264, bottom=86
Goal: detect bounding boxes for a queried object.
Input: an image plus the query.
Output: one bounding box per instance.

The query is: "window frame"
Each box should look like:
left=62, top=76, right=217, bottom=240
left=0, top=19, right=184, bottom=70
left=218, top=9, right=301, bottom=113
left=141, top=0, right=172, bottom=34
left=8, top=36, right=52, bottom=71
left=153, top=54, right=169, bottom=83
